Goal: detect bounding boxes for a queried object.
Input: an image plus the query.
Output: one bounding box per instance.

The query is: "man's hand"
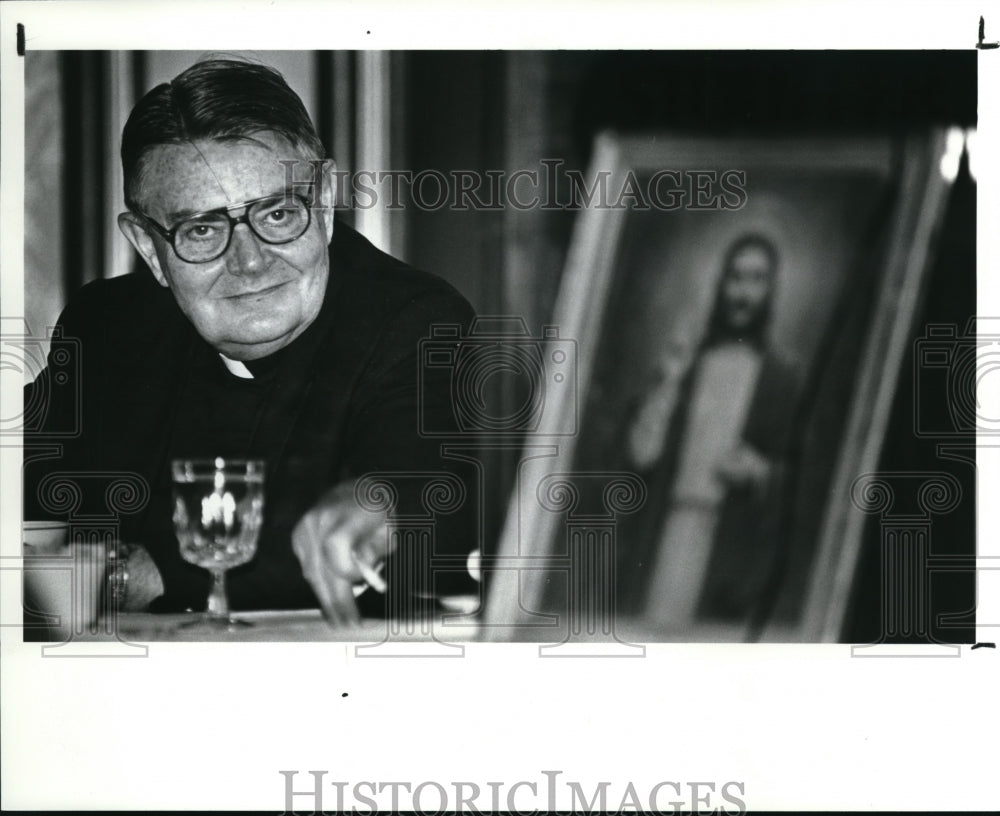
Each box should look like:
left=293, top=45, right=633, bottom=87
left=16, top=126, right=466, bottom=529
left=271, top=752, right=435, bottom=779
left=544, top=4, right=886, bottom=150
left=291, top=480, right=393, bottom=626
left=121, top=544, right=165, bottom=612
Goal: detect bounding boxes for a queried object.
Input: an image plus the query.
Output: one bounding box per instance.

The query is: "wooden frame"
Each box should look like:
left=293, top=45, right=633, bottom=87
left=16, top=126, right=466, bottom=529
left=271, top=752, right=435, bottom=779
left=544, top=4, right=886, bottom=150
left=486, top=129, right=957, bottom=642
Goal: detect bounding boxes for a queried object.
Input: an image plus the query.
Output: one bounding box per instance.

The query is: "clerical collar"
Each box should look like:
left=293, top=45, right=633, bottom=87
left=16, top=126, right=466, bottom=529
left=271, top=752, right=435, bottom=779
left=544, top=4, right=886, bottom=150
left=215, top=346, right=287, bottom=380
left=218, top=354, right=255, bottom=379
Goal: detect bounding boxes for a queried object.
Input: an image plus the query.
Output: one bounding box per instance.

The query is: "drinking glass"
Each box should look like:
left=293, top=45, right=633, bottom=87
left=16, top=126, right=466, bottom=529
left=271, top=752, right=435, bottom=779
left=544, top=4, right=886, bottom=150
left=172, top=458, right=264, bottom=628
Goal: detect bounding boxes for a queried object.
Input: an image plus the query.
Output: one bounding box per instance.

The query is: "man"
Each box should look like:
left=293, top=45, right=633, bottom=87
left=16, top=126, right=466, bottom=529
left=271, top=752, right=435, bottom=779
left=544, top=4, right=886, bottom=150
left=623, top=234, right=801, bottom=625
left=23, top=59, right=477, bottom=625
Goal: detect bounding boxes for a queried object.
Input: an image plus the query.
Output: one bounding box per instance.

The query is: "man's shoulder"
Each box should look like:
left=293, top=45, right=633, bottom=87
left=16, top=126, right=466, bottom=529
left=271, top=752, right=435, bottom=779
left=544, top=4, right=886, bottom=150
left=331, top=222, right=474, bottom=324
left=55, top=272, right=186, bottom=366
left=59, top=271, right=176, bottom=328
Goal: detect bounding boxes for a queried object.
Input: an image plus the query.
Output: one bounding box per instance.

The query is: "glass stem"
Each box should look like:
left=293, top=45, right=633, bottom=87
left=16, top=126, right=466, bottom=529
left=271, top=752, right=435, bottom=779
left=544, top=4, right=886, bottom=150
left=207, top=569, right=229, bottom=618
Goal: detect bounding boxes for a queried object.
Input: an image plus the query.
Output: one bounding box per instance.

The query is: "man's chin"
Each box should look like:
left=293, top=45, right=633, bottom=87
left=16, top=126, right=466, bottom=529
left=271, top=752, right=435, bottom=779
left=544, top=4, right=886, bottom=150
left=213, top=326, right=301, bottom=361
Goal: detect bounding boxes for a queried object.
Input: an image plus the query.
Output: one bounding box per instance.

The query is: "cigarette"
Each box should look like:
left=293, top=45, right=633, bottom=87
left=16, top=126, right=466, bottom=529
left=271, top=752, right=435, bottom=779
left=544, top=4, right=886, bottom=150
left=353, top=555, right=387, bottom=594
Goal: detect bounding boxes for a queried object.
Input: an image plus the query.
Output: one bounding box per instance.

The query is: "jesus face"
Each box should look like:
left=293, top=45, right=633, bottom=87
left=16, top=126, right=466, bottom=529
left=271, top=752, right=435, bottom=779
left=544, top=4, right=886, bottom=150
left=720, top=243, right=775, bottom=333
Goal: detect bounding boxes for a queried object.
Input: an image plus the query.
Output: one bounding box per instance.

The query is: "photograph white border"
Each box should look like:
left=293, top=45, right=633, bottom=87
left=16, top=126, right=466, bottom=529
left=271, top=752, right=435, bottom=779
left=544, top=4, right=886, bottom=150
left=1, top=1, right=997, bottom=811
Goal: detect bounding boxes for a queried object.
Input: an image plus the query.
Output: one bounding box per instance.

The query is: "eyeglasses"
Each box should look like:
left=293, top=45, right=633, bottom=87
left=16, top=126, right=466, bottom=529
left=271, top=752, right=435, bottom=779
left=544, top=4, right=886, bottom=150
left=138, top=192, right=314, bottom=264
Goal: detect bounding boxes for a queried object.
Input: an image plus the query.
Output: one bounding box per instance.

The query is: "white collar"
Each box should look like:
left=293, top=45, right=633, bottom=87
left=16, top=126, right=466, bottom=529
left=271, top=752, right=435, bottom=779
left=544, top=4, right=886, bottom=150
left=218, top=354, right=254, bottom=379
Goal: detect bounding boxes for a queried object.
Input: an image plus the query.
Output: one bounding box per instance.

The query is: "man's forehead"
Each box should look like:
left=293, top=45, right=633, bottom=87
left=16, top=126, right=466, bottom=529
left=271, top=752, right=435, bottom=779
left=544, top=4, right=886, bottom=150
left=138, top=133, right=315, bottom=218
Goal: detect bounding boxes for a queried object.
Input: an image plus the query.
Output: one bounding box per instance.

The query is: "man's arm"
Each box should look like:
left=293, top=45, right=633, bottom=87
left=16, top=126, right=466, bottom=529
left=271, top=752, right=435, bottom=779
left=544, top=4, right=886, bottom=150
left=292, top=285, right=477, bottom=624
left=23, top=277, right=178, bottom=612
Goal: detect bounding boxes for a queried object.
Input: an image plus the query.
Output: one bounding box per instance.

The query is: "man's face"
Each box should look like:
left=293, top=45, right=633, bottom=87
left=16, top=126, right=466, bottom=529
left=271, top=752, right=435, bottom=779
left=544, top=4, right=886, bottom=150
left=123, top=132, right=335, bottom=360
left=720, top=244, right=775, bottom=332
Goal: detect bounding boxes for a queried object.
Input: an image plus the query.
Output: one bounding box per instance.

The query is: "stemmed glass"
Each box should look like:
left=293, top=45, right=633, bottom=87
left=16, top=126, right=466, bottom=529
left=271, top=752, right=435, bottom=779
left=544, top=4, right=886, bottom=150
left=172, top=458, right=264, bottom=629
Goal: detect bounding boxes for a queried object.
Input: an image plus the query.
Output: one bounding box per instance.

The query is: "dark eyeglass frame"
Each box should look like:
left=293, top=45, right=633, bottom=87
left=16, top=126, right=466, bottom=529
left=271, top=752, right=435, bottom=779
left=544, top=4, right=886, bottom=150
left=137, top=191, right=316, bottom=264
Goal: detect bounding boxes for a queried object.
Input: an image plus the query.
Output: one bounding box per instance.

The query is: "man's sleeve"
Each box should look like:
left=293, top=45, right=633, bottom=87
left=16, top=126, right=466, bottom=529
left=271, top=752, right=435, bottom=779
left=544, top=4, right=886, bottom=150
left=21, top=296, right=95, bottom=521
left=341, top=285, right=479, bottom=597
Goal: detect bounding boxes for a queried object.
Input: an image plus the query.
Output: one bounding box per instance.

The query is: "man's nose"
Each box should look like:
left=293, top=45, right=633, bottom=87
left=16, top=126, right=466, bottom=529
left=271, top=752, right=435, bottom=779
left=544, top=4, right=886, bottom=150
left=225, top=224, right=266, bottom=276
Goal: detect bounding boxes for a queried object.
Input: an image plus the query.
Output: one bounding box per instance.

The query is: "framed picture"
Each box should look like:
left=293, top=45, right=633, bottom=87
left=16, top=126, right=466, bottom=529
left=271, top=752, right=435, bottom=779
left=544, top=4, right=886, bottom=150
left=485, top=129, right=958, bottom=643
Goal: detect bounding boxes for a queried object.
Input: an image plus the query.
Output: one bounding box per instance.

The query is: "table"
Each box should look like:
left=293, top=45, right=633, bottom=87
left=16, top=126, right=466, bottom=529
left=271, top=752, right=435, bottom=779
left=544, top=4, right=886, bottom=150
left=105, top=608, right=483, bottom=642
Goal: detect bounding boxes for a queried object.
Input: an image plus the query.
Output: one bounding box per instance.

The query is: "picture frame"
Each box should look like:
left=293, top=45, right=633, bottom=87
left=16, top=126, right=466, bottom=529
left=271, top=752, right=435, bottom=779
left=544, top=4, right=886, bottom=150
left=485, top=129, right=958, bottom=643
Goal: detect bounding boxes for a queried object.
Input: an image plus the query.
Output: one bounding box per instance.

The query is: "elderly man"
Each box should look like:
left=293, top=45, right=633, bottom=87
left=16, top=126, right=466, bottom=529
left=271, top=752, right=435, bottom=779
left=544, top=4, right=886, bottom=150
left=23, top=59, right=477, bottom=625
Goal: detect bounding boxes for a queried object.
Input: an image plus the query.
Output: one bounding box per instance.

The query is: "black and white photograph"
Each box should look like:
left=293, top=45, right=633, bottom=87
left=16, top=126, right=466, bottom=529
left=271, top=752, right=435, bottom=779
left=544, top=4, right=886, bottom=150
left=1, top=1, right=996, bottom=812
left=15, top=50, right=978, bottom=647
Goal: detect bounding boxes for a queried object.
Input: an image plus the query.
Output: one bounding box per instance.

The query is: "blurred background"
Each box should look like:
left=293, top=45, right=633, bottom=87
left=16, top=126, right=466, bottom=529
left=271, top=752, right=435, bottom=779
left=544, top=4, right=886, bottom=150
left=23, top=50, right=977, bottom=641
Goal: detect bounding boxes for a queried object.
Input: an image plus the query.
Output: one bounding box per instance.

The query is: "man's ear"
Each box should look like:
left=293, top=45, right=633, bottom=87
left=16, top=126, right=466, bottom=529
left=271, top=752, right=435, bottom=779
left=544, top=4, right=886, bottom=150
left=319, top=159, right=337, bottom=245
left=117, top=212, right=169, bottom=288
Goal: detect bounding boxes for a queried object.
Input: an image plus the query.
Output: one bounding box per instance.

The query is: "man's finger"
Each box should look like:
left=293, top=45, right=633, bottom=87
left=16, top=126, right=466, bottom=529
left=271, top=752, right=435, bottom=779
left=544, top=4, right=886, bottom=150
left=305, top=521, right=345, bottom=624
left=317, top=530, right=362, bottom=624
left=321, top=529, right=361, bottom=580
left=311, top=565, right=343, bottom=626
left=292, top=513, right=348, bottom=626
left=353, top=550, right=387, bottom=594
left=323, top=572, right=360, bottom=626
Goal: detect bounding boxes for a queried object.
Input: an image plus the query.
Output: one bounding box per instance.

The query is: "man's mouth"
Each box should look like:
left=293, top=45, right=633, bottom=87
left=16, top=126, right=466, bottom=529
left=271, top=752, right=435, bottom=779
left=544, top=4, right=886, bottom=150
left=225, top=281, right=291, bottom=300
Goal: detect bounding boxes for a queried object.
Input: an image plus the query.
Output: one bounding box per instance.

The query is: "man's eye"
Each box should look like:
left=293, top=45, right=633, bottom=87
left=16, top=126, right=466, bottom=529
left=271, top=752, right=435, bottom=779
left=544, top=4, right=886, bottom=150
left=264, top=209, right=292, bottom=223
left=179, top=222, right=221, bottom=241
